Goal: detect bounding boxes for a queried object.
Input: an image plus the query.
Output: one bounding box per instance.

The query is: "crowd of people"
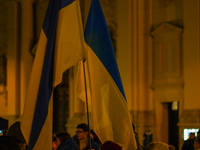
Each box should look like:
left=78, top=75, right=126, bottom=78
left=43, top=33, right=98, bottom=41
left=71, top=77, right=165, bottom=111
left=52, top=123, right=126, bottom=150
left=1, top=121, right=200, bottom=150
left=52, top=126, right=200, bottom=150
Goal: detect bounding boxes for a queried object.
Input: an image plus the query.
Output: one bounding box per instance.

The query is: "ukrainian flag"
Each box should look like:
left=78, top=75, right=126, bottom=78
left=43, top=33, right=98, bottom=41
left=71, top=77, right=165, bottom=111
left=84, top=0, right=137, bottom=149
left=21, top=0, right=85, bottom=149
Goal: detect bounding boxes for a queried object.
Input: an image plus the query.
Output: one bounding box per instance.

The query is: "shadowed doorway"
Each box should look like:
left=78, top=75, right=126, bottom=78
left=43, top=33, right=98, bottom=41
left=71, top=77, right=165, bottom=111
left=168, top=102, right=179, bottom=150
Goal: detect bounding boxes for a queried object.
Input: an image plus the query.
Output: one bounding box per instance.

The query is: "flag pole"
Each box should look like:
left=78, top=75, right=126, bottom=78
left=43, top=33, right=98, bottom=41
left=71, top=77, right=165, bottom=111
left=82, top=58, right=92, bottom=150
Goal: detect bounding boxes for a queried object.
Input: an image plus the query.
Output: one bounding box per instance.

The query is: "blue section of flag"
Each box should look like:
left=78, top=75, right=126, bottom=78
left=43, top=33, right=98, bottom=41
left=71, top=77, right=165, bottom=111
left=84, top=0, right=126, bottom=100
left=60, top=0, right=74, bottom=9
left=43, top=0, right=74, bottom=35
left=28, top=0, right=74, bottom=149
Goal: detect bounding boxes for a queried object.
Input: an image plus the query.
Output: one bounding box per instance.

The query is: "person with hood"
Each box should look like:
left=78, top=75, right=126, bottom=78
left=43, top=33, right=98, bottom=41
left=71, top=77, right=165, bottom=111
left=7, top=121, right=27, bottom=150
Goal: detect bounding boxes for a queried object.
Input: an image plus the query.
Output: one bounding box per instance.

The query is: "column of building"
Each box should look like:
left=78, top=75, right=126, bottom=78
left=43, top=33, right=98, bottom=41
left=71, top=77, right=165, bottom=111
left=19, top=0, right=35, bottom=115
left=6, top=1, right=20, bottom=121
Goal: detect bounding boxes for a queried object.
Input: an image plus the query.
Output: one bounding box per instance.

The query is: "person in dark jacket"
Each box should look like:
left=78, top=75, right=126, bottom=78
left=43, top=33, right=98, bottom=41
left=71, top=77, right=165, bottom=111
left=0, top=136, right=21, bottom=150
left=57, top=123, right=100, bottom=150
left=55, top=131, right=71, bottom=149
left=182, top=132, right=196, bottom=150
left=7, top=121, right=27, bottom=150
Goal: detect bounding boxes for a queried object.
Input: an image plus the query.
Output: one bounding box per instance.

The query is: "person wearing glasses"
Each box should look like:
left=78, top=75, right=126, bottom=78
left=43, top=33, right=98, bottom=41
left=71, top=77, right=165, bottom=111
left=57, top=123, right=100, bottom=150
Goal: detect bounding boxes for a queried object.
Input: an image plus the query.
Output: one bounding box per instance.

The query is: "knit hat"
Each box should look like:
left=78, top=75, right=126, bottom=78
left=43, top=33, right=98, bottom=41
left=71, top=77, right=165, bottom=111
left=101, top=140, right=122, bottom=150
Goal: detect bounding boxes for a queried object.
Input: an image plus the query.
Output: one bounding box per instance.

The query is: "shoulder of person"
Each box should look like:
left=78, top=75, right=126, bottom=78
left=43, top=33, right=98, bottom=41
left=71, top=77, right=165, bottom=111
left=57, top=138, right=79, bottom=150
left=91, top=139, right=100, bottom=150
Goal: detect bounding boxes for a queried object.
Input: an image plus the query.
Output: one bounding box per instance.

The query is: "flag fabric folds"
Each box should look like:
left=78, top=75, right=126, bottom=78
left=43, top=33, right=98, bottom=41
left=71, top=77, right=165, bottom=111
left=83, top=0, right=137, bottom=150
left=21, top=0, right=85, bottom=149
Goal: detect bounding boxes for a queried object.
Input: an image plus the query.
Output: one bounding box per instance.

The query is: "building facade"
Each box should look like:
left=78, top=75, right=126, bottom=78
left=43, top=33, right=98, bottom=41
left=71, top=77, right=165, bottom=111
left=0, top=0, right=200, bottom=150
